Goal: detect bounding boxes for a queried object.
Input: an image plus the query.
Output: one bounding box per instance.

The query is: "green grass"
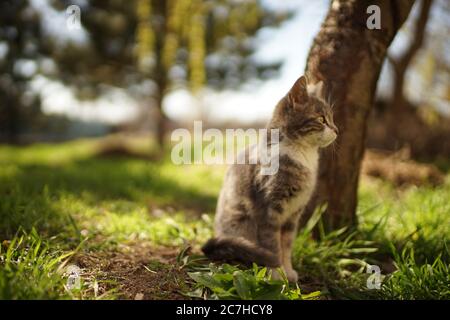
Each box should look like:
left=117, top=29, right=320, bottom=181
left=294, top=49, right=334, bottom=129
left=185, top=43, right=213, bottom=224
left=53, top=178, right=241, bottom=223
left=0, top=228, right=116, bottom=299
left=0, top=229, right=72, bottom=299
left=187, top=264, right=321, bottom=300
left=175, top=246, right=321, bottom=300
left=380, top=244, right=450, bottom=299
left=0, top=137, right=449, bottom=299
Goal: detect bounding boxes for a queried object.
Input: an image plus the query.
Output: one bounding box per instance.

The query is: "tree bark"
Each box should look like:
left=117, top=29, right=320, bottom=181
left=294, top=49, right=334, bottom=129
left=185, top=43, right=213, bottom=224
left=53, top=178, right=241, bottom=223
left=301, top=0, right=414, bottom=231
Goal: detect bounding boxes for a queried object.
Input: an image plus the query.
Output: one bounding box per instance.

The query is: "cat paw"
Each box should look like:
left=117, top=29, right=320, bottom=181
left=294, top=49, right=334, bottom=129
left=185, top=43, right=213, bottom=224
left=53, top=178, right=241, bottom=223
left=270, top=268, right=298, bottom=283
left=270, top=268, right=284, bottom=281
left=285, top=269, right=298, bottom=283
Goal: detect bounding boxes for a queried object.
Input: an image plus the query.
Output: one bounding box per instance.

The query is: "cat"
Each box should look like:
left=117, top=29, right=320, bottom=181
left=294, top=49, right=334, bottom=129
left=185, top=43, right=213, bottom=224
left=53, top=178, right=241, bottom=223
left=202, top=75, right=338, bottom=282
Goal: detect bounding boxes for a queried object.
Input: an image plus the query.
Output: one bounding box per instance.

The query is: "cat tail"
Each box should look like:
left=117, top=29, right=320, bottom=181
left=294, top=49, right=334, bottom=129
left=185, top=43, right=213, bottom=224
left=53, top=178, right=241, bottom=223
left=201, top=237, right=279, bottom=267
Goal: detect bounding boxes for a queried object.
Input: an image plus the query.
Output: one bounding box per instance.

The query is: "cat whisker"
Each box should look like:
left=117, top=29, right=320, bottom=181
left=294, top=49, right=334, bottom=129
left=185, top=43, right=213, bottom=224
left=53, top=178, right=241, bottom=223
left=330, top=140, right=341, bottom=160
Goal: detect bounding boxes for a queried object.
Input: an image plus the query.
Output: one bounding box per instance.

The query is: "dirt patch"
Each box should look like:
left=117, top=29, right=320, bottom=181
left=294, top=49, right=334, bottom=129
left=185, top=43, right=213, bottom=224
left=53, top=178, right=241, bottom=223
left=362, top=148, right=445, bottom=187
left=74, top=242, right=192, bottom=300
left=367, top=100, right=450, bottom=160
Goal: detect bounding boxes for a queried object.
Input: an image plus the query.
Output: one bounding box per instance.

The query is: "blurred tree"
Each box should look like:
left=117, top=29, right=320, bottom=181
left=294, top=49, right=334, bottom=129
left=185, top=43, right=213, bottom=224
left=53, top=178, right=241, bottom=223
left=302, top=0, right=414, bottom=231
left=366, top=0, right=450, bottom=159
left=52, top=0, right=287, bottom=148
left=0, top=1, right=45, bottom=143
left=387, top=0, right=433, bottom=114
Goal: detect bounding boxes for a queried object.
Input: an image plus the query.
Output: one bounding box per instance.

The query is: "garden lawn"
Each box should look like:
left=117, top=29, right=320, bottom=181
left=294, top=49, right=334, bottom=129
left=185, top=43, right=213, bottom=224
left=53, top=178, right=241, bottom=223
left=0, top=137, right=448, bottom=299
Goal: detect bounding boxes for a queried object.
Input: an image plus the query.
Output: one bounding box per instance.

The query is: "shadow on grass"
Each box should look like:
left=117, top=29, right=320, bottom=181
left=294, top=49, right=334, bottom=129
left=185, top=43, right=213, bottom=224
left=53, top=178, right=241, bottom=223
left=0, top=156, right=217, bottom=238
left=22, top=158, right=215, bottom=208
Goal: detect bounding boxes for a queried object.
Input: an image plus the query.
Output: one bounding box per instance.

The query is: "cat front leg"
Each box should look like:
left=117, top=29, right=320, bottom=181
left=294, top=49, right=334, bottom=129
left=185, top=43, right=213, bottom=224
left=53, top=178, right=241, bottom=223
left=281, top=218, right=299, bottom=283
left=257, top=221, right=282, bottom=268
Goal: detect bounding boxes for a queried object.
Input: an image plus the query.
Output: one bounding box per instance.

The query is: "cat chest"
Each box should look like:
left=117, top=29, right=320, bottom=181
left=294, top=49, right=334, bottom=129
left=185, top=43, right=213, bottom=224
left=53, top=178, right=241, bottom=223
left=280, top=176, right=316, bottom=219
left=279, top=156, right=317, bottom=215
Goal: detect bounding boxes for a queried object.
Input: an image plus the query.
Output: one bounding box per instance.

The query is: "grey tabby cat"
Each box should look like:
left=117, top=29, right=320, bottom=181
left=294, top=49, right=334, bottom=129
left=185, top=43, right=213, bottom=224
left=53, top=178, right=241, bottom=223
left=202, top=76, right=338, bottom=282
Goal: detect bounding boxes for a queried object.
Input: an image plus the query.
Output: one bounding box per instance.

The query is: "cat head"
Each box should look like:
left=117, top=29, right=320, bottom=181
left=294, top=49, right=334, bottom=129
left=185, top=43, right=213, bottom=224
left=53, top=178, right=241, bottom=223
left=272, top=75, right=338, bottom=148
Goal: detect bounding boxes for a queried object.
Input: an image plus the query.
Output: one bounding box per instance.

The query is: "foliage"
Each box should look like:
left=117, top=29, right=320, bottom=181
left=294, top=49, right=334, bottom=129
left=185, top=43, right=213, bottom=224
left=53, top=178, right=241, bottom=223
left=0, top=0, right=47, bottom=141
left=182, top=259, right=321, bottom=300
left=292, top=214, right=380, bottom=299
left=51, top=0, right=287, bottom=95
left=0, top=229, right=73, bottom=299
left=0, top=138, right=449, bottom=299
left=380, top=244, right=450, bottom=299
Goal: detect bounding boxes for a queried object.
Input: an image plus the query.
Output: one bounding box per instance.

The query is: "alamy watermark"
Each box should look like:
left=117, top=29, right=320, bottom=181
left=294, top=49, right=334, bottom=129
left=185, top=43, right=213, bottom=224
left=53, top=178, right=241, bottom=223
left=366, top=264, right=382, bottom=289
left=65, top=264, right=81, bottom=290
left=366, top=5, right=381, bottom=30
left=66, top=5, right=81, bottom=30
left=171, top=121, right=280, bottom=175
left=65, top=3, right=380, bottom=31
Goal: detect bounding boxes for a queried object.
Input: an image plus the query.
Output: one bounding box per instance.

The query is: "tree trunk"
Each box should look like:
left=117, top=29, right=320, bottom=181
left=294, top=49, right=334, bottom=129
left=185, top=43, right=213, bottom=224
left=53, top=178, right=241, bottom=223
left=386, top=0, right=433, bottom=152
left=4, top=95, right=20, bottom=144
left=154, top=75, right=167, bottom=149
left=153, top=0, right=168, bottom=150
left=301, top=0, right=414, bottom=231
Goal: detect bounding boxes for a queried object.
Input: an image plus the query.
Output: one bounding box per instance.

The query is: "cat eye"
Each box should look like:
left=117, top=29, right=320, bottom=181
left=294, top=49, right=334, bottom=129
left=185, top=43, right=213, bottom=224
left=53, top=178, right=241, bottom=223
left=317, top=116, right=325, bottom=124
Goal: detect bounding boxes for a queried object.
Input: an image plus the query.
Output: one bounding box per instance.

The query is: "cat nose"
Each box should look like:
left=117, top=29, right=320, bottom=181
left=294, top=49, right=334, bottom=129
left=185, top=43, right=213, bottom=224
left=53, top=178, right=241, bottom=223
left=330, top=125, right=338, bottom=135
left=334, top=127, right=339, bottom=135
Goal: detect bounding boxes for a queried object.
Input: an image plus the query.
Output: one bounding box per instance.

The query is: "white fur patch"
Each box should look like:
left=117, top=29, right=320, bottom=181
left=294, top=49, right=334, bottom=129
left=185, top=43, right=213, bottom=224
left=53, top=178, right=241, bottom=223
left=274, top=142, right=319, bottom=221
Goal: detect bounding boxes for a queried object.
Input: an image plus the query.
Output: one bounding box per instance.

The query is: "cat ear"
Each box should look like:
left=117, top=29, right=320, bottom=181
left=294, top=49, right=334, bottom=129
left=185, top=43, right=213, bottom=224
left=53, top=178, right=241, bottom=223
left=307, top=81, right=324, bottom=98
left=287, top=76, right=308, bottom=105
